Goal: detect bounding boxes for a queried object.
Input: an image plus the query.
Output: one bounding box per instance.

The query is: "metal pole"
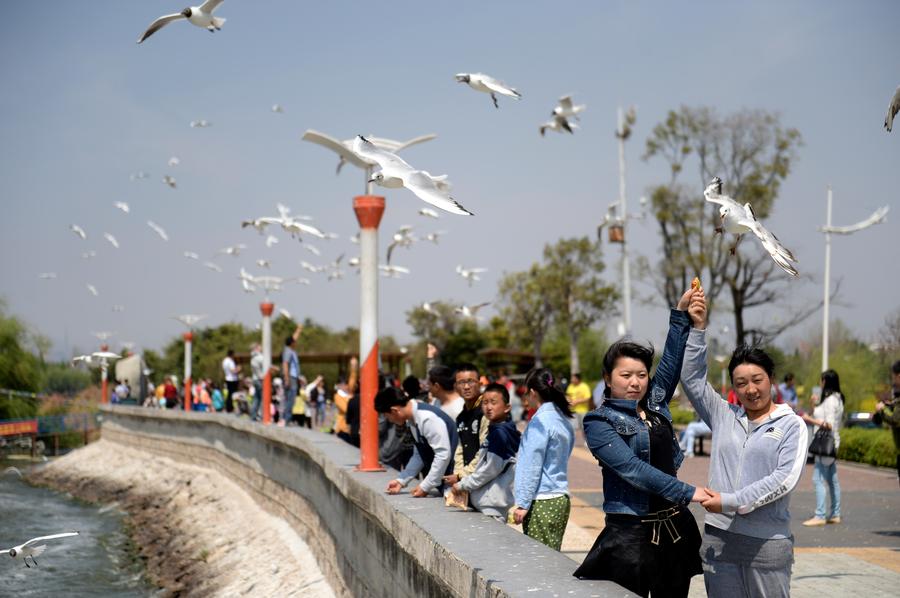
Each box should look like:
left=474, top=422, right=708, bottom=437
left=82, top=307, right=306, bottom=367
left=617, top=107, right=632, bottom=334
left=354, top=195, right=386, bottom=471
left=183, top=332, right=193, bottom=411
left=100, top=343, right=109, bottom=404
left=260, top=302, right=274, bottom=424
left=822, top=186, right=832, bottom=373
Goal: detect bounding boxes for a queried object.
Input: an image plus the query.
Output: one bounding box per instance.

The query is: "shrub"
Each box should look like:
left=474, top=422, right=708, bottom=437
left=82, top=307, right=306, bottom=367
left=838, top=427, right=896, bottom=468
left=670, top=405, right=697, bottom=426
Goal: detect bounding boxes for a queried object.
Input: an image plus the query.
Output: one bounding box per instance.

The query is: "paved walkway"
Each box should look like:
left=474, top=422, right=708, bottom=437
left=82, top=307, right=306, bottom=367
left=560, top=438, right=900, bottom=597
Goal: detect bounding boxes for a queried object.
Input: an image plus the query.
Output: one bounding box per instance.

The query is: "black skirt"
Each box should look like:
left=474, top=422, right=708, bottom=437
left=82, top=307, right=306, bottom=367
left=573, top=509, right=702, bottom=598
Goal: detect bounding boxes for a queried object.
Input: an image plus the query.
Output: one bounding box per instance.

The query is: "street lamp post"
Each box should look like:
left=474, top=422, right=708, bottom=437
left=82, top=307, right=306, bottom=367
left=260, top=301, right=274, bottom=424
left=100, top=343, right=110, bottom=404
left=183, top=332, right=193, bottom=411
left=818, top=186, right=889, bottom=371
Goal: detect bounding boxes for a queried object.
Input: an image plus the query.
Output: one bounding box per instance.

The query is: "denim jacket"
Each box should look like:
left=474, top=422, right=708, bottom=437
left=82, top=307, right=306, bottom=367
left=513, top=402, right=575, bottom=511
left=582, top=309, right=695, bottom=515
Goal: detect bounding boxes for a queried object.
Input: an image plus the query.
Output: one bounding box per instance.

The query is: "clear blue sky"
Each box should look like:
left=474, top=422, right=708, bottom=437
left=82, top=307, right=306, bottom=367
left=1, top=1, right=897, bottom=363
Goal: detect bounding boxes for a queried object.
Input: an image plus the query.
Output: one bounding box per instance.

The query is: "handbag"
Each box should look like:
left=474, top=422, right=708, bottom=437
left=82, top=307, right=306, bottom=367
left=808, top=427, right=835, bottom=457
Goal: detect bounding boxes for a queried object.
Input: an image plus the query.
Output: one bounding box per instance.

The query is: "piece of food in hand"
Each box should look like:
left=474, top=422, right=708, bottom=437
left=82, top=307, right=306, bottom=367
left=691, top=277, right=701, bottom=290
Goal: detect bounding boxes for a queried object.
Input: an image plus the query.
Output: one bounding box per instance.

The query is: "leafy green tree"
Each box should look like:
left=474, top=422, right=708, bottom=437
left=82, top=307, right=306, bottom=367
left=643, top=107, right=807, bottom=345
left=406, top=301, right=467, bottom=352
left=497, top=265, right=555, bottom=367
left=41, top=362, right=92, bottom=395
left=542, top=237, right=618, bottom=376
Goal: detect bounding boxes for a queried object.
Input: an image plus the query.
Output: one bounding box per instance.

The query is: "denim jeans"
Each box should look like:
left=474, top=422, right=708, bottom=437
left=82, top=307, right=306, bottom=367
left=250, top=381, right=263, bottom=420
left=813, top=458, right=841, bottom=519
left=283, top=378, right=298, bottom=423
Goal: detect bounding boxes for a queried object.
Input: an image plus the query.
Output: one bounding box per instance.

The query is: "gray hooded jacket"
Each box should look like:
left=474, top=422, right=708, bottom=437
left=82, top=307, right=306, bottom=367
left=681, top=329, right=808, bottom=540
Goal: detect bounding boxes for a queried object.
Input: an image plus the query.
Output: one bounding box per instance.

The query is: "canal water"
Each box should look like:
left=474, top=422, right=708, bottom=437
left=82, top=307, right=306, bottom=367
left=0, top=461, right=158, bottom=596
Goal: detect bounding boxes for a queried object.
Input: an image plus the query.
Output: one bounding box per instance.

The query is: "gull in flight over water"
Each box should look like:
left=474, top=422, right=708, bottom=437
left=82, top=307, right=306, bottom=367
left=173, top=314, right=207, bottom=328
left=103, top=233, right=119, bottom=249
left=456, top=302, right=491, bottom=320
left=113, top=201, right=130, bottom=214
left=302, top=130, right=437, bottom=175
left=38, top=273, right=57, bottom=280
left=456, top=265, right=487, bottom=287
left=704, top=177, right=799, bottom=276
left=552, top=95, right=586, bottom=121
left=168, top=156, right=180, bottom=167
left=86, top=284, right=99, bottom=297
left=147, top=221, right=169, bottom=241
left=70, top=224, right=87, bottom=240
left=265, top=235, right=279, bottom=248
left=189, top=119, right=212, bottom=128
left=419, top=208, right=440, bottom=219
left=2, top=532, right=80, bottom=568
left=540, top=113, right=577, bottom=136
left=138, top=0, right=226, bottom=44
left=885, top=85, right=900, bottom=132
left=455, top=73, right=522, bottom=109
left=353, top=135, right=473, bottom=216
left=163, top=175, right=177, bottom=189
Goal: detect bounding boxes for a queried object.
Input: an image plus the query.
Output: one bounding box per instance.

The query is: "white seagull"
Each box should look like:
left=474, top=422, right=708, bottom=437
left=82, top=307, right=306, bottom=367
left=456, top=302, right=491, bottom=319
left=2, top=532, right=79, bottom=568
left=92, top=351, right=121, bottom=361
left=92, top=331, right=115, bottom=342
left=379, top=264, right=410, bottom=278
left=272, top=104, right=284, bottom=113
left=303, top=244, right=321, bottom=256
left=113, top=201, right=130, bottom=213
left=885, top=85, right=900, bottom=132
left=455, top=73, right=522, bottom=108
left=138, top=0, right=226, bottom=44
left=72, top=354, right=95, bottom=366
left=540, top=113, right=577, bottom=136
left=302, top=130, right=438, bottom=175
left=353, top=135, right=473, bottom=216
left=256, top=259, right=271, bottom=269
left=418, top=207, right=440, bottom=219
left=70, top=224, right=87, bottom=240
left=265, top=235, right=279, bottom=248
left=703, top=177, right=799, bottom=276
left=204, top=261, right=223, bottom=273
left=130, top=171, right=150, bottom=181
left=386, top=226, right=416, bottom=264
left=38, top=273, right=57, bottom=280
left=86, top=284, right=99, bottom=297
left=112, top=305, right=125, bottom=312
left=103, top=233, right=119, bottom=249
left=456, top=265, right=487, bottom=286
left=278, top=308, right=292, bottom=319
left=189, top=119, right=212, bottom=128
left=81, top=250, right=97, bottom=260
left=173, top=314, right=207, bottom=328
left=183, top=251, right=200, bottom=260
left=168, top=156, right=180, bottom=167
left=552, top=95, right=586, bottom=121
left=424, top=231, right=446, bottom=244
left=216, top=243, right=247, bottom=257
left=349, top=233, right=360, bottom=244
left=163, top=175, right=177, bottom=188
left=147, top=221, right=169, bottom=241
left=241, top=216, right=282, bottom=234
left=300, top=261, right=323, bottom=274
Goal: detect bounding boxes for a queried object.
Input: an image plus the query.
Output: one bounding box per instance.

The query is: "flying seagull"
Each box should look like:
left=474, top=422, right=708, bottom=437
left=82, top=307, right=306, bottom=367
left=256, top=258, right=271, bottom=269
left=113, top=201, right=130, bottom=214
left=272, top=104, right=284, bottom=113
left=379, top=264, right=410, bottom=278
left=130, top=171, right=150, bottom=182
left=418, top=208, right=440, bottom=219
left=540, top=113, right=577, bottom=136
left=86, top=284, right=99, bottom=297
left=278, top=308, right=292, bottom=319
left=81, top=250, right=97, bottom=260
left=189, top=120, right=212, bottom=128
left=424, top=231, right=446, bottom=244
left=163, top=175, right=177, bottom=188
left=70, top=224, right=87, bottom=240
left=168, top=156, right=180, bottom=167
left=112, top=305, right=125, bottom=312
left=703, top=177, right=799, bottom=276
left=302, top=244, right=321, bottom=257
left=552, top=95, right=586, bottom=121
left=38, top=272, right=57, bottom=280
left=455, top=73, right=522, bottom=108
left=885, top=85, right=900, bottom=132
left=241, top=217, right=282, bottom=234
left=204, top=261, right=223, bottom=273
left=173, top=314, right=207, bottom=328
left=103, top=233, right=119, bottom=249
left=353, top=135, right=473, bottom=216
left=216, top=243, right=247, bottom=257
left=147, top=220, right=169, bottom=241
left=183, top=251, right=200, bottom=260
left=456, top=265, right=487, bottom=286
left=386, top=226, right=416, bottom=264
left=265, top=235, right=279, bottom=248
left=2, top=532, right=80, bottom=568
left=456, top=302, right=491, bottom=319
left=137, top=0, right=226, bottom=44
left=302, top=130, right=437, bottom=175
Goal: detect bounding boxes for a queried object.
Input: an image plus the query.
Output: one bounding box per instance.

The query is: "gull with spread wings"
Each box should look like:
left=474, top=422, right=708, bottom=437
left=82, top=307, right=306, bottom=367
left=353, top=135, right=473, bottom=216
left=704, top=176, right=799, bottom=277
left=455, top=73, right=522, bottom=109
left=137, top=0, right=226, bottom=44
left=302, top=130, right=437, bottom=175
left=3, top=532, right=79, bottom=568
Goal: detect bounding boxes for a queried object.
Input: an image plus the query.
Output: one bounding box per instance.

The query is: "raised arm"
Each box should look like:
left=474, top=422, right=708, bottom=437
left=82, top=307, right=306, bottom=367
left=648, top=307, right=692, bottom=406
left=680, top=288, right=733, bottom=428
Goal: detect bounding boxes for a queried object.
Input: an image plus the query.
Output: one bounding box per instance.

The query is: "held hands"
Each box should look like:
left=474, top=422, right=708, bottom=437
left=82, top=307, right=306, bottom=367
left=386, top=479, right=403, bottom=494
left=700, top=487, right=723, bottom=513
left=691, top=487, right=714, bottom=503
left=512, top=507, right=528, bottom=525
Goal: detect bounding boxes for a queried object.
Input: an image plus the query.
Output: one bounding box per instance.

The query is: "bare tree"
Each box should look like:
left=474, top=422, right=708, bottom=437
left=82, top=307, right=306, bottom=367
left=643, top=106, right=807, bottom=345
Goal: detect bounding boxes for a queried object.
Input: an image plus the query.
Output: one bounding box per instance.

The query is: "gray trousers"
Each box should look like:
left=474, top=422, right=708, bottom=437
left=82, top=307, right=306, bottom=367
left=700, top=525, right=792, bottom=598
left=703, top=558, right=791, bottom=598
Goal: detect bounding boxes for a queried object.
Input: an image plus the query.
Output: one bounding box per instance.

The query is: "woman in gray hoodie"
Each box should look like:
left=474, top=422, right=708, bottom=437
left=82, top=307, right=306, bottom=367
left=680, top=288, right=808, bottom=598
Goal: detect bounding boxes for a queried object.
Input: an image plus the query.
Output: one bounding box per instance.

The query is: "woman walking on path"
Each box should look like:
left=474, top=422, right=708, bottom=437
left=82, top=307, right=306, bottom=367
left=680, top=288, right=808, bottom=598
left=511, top=368, right=575, bottom=551
left=574, top=288, right=706, bottom=597
left=801, top=369, right=844, bottom=526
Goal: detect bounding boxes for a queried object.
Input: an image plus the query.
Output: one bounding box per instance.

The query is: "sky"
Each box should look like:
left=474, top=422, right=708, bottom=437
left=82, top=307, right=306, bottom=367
left=1, top=1, right=898, bottom=363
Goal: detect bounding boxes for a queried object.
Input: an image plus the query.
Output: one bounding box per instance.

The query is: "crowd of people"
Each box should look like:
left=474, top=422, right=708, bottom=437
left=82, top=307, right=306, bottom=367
left=131, top=287, right=900, bottom=598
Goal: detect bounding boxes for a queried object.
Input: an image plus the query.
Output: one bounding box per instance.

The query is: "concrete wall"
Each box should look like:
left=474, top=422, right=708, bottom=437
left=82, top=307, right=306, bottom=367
left=99, top=406, right=630, bottom=598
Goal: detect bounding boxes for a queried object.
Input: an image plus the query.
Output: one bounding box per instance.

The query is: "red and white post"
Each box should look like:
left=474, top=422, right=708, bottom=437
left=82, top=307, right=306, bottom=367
left=100, top=343, right=109, bottom=404
left=354, top=195, right=385, bottom=471
left=260, top=302, right=274, bottom=424
left=183, top=331, right=193, bottom=411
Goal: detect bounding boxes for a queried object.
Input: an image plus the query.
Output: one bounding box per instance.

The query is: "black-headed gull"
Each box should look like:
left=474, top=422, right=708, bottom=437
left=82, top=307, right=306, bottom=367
left=113, top=201, right=130, bottom=214
left=189, top=119, right=211, bottom=128
left=256, top=258, right=271, bottom=269
left=86, top=284, right=99, bottom=297
left=173, top=314, right=207, bottom=328
left=216, top=243, right=247, bottom=257
left=204, top=261, right=223, bottom=273
left=183, top=251, right=200, bottom=260
left=302, top=130, right=437, bottom=175
left=2, top=532, right=79, bottom=568
left=241, top=217, right=282, bottom=234
left=300, top=261, right=323, bottom=274
left=163, top=175, right=177, bottom=188
left=419, top=207, right=440, bottom=219
left=303, top=244, right=321, bottom=257
left=272, top=104, right=284, bottom=113
left=265, top=235, right=279, bottom=248
left=455, top=302, right=491, bottom=319
left=379, top=264, right=410, bottom=278
left=552, top=95, right=586, bottom=121
left=138, top=0, right=226, bottom=44
left=103, top=233, right=119, bottom=249
left=130, top=171, right=149, bottom=182
left=540, top=113, right=577, bottom=137
left=885, top=85, right=900, bottom=132
left=456, top=265, right=487, bottom=286
left=147, top=221, right=169, bottom=241
left=168, top=156, right=180, bottom=167
left=81, top=250, right=96, bottom=260
left=70, top=224, right=87, bottom=240
left=353, top=136, right=473, bottom=216
left=386, top=226, right=416, bottom=264
left=704, top=177, right=798, bottom=276
left=424, top=231, right=446, bottom=244
left=455, top=73, right=522, bottom=109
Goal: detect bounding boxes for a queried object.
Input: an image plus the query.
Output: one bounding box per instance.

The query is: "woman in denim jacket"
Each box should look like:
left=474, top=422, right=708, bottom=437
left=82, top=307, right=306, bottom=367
left=574, top=288, right=707, bottom=597
left=511, top=368, right=575, bottom=551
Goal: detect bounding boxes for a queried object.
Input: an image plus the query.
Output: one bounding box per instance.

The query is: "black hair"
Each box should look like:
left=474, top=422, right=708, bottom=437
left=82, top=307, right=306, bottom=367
left=727, top=345, right=775, bottom=382
left=227, top=349, right=235, bottom=357
left=285, top=336, right=295, bottom=347
left=524, top=367, right=573, bottom=418
left=401, top=375, right=422, bottom=399
left=892, top=360, right=900, bottom=376
left=602, top=340, right=654, bottom=398
left=821, top=369, right=844, bottom=404
left=784, top=373, right=794, bottom=383
left=482, top=382, right=510, bottom=404
left=374, top=386, right=409, bottom=413
left=572, top=373, right=582, bottom=381
left=454, top=362, right=479, bottom=377
left=428, top=365, right=455, bottom=391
